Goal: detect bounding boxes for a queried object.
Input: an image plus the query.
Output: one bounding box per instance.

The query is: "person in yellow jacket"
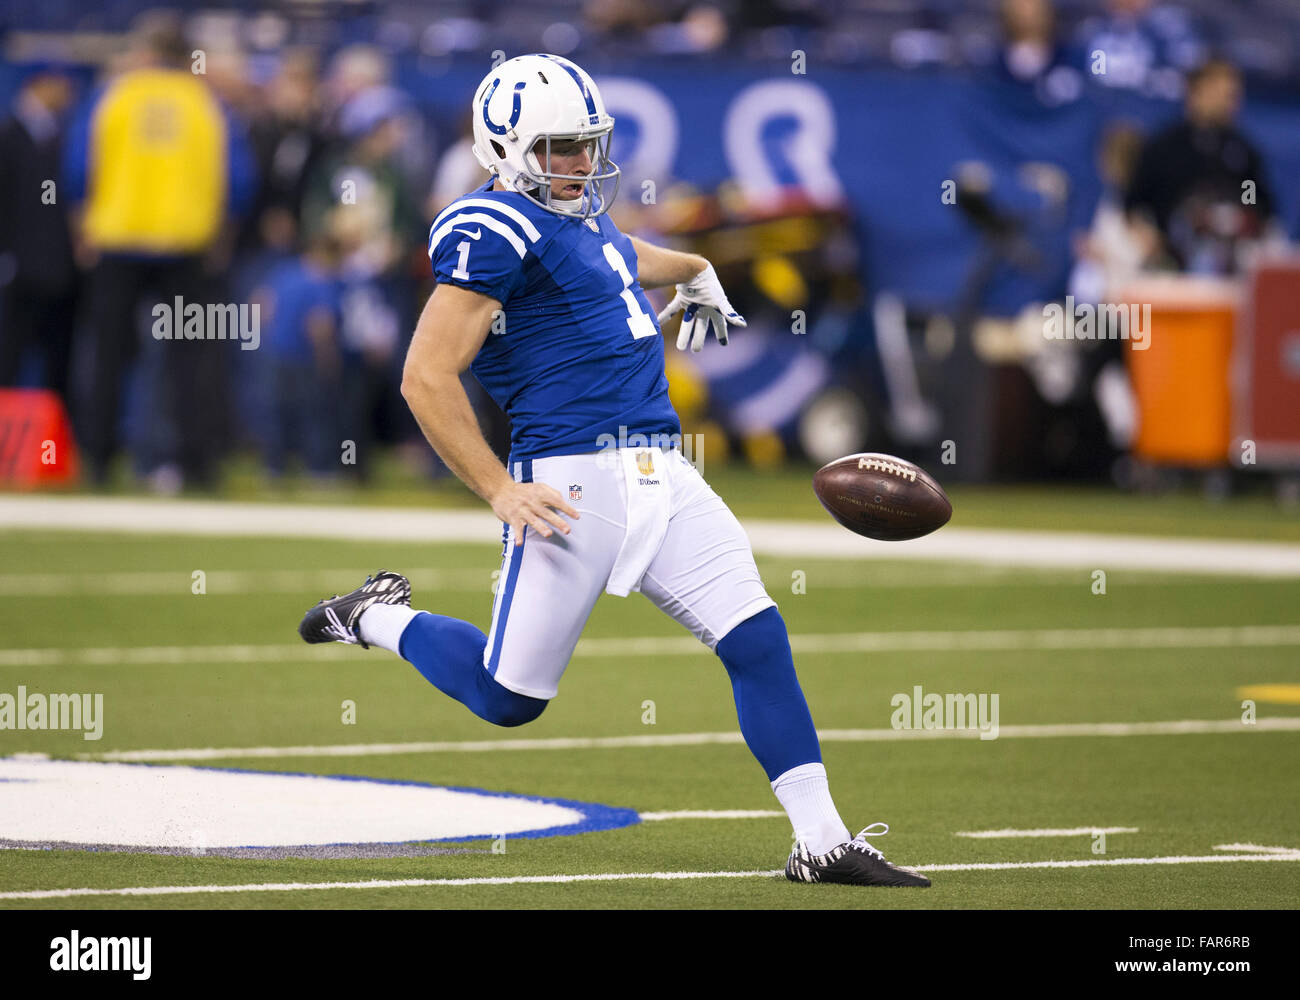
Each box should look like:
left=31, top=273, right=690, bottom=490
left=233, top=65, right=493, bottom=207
left=64, top=11, right=255, bottom=487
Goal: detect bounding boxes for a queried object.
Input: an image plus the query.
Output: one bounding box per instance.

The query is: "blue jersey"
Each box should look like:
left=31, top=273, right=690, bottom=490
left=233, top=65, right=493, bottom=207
left=428, top=179, right=680, bottom=462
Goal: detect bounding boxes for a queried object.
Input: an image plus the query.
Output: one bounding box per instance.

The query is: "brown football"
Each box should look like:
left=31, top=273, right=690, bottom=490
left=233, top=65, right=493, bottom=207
left=812, top=452, right=952, bottom=541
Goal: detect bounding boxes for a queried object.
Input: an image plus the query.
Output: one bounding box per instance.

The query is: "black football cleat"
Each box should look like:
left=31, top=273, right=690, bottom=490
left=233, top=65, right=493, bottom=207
left=298, top=571, right=412, bottom=649
left=786, top=823, right=931, bottom=887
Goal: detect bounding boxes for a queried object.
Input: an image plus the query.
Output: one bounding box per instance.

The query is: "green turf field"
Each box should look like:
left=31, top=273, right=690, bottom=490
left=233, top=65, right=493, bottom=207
left=1, top=473, right=1298, bottom=909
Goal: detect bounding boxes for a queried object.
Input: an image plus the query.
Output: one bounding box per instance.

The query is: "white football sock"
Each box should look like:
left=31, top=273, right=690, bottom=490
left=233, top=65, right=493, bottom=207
left=771, top=762, right=852, bottom=856
left=358, top=604, right=421, bottom=654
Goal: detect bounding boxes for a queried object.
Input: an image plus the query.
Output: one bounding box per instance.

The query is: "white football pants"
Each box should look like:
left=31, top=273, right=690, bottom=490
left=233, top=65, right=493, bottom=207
left=484, top=446, right=776, bottom=699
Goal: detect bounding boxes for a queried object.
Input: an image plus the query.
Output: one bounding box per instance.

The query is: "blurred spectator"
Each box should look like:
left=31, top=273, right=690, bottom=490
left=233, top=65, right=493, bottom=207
left=243, top=48, right=329, bottom=255
left=329, top=199, right=412, bottom=483
left=324, top=45, right=432, bottom=197
left=302, top=85, right=423, bottom=275
left=251, top=228, right=343, bottom=479
left=426, top=111, right=484, bottom=220
left=1070, top=122, right=1150, bottom=302
left=995, top=0, right=1084, bottom=105
left=0, top=65, right=78, bottom=400
left=1124, top=58, right=1276, bottom=274
left=1077, top=0, right=1205, bottom=98
left=62, top=9, right=256, bottom=487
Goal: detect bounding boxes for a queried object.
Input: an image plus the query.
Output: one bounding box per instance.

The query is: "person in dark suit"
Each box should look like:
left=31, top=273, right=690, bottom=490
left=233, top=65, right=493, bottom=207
left=0, top=65, right=78, bottom=400
left=1124, top=58, right=1276, bottom=273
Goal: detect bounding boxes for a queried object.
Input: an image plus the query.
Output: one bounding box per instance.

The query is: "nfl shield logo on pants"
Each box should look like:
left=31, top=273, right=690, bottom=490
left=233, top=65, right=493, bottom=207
left=636, top=451, right=654, bottom=476
left=569, top=484, right=582, bottom=502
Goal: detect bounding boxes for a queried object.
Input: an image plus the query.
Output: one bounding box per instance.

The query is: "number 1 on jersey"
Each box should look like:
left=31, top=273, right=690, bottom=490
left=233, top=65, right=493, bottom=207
left=602, top=242, right=658, bottom=340
left=452, top=240, right=471, bottom=281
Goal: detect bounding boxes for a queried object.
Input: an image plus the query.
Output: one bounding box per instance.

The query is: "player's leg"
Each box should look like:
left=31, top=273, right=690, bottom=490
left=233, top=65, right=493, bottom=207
left=640, top=451, right=929, bottom=885
left=300, top=570, right=550, bottom=727
left=637, top=453, right=846, bottom=841
left=300, top=455, right=621, bottom=727
left=471, top=455, right=624, bottom=703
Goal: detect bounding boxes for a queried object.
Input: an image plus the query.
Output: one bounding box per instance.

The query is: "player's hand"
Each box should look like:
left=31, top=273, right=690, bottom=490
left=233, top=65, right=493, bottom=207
left=488, top=481, right=580, bottom=546
left=656, top=262, right=747, bottom=352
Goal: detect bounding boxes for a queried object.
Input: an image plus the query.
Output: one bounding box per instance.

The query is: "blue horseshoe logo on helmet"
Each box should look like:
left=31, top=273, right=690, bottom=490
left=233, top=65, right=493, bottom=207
left=482, top=78, right=526, bottom=136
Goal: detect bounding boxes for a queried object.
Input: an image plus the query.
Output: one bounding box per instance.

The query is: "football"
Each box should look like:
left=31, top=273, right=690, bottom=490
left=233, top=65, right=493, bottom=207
left=812, top=452, right=952, bottom=541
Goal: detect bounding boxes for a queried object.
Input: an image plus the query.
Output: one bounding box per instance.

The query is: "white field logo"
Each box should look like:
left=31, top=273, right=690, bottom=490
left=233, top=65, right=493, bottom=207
left=891, top=685, right=999, bottom=741
left=50, top=931, right=151, bottom=980
left=151, top=296, right=260, bottom=351
left=1043, top=296, right=1151, bottom=351
left=0, top=686, right=103, bottom=740
left=595, top=427, right=705, bottom=473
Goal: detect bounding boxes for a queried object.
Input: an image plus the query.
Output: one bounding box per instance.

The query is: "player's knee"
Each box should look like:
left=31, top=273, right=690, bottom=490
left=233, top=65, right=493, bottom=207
left=717, top=606, right=789, bottom=658
left=488, top=692, right=548, bottom=728
left=476, top=674, right=548, bottom=727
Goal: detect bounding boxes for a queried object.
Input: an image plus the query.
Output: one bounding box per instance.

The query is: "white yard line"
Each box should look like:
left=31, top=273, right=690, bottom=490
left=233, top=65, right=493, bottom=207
left=5, top=851, right=1299, bottom=901
left=3, top=495, right=1298, bottom=576
left=916, top=853, right=1300, bottom=873
left=639, top=810, right=786, bottom=821
left=0, top=569, right=490, bottom=597
left=1213, top=843, right=1298, bottom=854
left=7, top=622, right=1300, bottom=669
left=0, top=565, right=1142, bottom=597
left=79, top=717, right=1300, bottom=763
left=0, top=870, right=781, bottom=901
left=955, top=827, right=1139, bottom=838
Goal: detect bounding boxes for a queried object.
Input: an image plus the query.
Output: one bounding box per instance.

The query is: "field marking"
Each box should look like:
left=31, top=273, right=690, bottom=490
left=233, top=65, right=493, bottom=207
left=1236, top=683, right=1300, bottom=705
left=9, top=622, right=1300, bottom=669
left=0, top=870, right=780, bottom=900
left=0, top=568, right=490, bottom=597
left=1214, top=843, right=1298, bottom=854
left=3, top=495, right=1300, bottom=576
left=639, top=810, right=786, bottom=821
left=955, top=827, right=1138, bottom=839
left=0, top=566, right=1154, bottom=597
left=5, top=850, right=1300, bottom=901
left=80, top=717, right=1300, bottom=763
left=916, top=852, right=1300, bottom=873
left=0, top=565, right=1232, bottom=597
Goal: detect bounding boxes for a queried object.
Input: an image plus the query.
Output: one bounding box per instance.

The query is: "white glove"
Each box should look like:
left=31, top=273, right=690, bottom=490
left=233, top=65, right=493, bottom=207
left=655, top=263, right=747, bottom=352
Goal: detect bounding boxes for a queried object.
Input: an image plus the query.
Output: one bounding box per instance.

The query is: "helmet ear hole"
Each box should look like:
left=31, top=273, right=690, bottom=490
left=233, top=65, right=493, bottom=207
left=490, top=140, right=506, bottom=160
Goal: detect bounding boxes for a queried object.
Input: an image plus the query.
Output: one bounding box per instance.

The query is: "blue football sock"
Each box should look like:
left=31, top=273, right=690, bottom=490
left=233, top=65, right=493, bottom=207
left=715, top=606, right=822, bottom=781
left=398, top=612, right=547, bottom=728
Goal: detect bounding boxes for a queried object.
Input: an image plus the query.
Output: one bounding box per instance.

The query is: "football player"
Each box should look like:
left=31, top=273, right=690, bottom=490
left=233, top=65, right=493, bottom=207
left=300, top=53, right=928, bottom=888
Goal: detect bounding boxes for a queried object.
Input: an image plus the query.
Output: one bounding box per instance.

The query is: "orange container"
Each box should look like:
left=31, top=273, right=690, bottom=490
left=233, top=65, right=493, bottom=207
left=1120, top=277, right=1240, bottom=467
left=0, top=388, right=81, bottom=487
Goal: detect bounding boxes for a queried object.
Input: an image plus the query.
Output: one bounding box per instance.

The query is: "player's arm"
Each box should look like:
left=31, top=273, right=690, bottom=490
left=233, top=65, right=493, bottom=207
left=629, top=236, right=748, bottom=352
left=627, top=235, right=707, bottom=288
left=400, top=283, right=579, bottom=545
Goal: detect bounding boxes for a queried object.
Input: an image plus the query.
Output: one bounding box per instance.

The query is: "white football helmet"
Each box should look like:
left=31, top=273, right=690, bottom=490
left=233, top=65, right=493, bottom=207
left=470, top=53, right=620, bottom=220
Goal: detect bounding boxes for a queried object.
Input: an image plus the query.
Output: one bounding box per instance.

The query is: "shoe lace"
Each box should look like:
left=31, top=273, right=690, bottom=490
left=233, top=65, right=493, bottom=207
left=847, top=822, right=890, bottom=860
left=323, top=605, right=359, bottom=644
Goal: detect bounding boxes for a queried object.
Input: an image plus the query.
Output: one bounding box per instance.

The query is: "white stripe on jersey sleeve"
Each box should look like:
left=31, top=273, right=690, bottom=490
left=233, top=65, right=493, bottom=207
left=428, top=212, right=529, bottom=260
left=431, top=197, right=543, bottom=243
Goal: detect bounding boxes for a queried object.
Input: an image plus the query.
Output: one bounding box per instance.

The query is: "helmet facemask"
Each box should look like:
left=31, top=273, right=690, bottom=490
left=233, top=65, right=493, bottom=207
left=515, top=130, right=621, bottom=220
